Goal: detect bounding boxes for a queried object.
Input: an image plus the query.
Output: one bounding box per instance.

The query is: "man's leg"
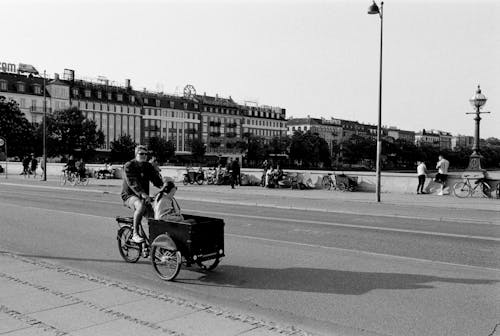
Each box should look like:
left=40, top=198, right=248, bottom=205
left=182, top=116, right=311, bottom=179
left=126, top=196, right=145, bottom=243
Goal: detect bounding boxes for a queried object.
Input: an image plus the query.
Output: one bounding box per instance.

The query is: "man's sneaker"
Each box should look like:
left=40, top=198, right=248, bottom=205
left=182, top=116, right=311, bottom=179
left=131, top=234, right=144, bottom=243
left=437, top=191, right=443, bottom=196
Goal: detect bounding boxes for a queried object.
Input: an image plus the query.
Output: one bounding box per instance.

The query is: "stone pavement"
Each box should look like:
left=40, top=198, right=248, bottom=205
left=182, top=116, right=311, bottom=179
left=0, top=252, right=316, bottom=336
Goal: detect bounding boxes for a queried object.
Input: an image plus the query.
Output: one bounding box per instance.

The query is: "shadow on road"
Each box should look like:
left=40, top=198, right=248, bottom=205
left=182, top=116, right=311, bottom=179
left=196, top=265, right=499, bottom=295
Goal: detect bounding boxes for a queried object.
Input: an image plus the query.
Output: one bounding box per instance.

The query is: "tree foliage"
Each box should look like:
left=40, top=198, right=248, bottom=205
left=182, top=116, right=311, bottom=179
left=0, top=96, right=36, bottom=158
left=40, top=107, right=104, bottom=159
left=189, top=138, right=206, bottom=162
left=148, top=136, right=176, bottom=163
left=290, top=131, right=331, bottom=168
left=110, top=135, right=136, bottom=163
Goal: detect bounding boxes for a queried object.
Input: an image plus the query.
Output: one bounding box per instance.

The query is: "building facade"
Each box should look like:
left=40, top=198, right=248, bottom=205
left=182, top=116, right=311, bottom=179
left=452, top=134, right=474, bottom=150
left=287, top=117, right=342, bottom=156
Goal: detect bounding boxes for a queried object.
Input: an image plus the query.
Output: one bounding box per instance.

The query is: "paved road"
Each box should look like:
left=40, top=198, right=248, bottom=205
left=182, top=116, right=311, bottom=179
left=0, top=178, right=499, bottom=336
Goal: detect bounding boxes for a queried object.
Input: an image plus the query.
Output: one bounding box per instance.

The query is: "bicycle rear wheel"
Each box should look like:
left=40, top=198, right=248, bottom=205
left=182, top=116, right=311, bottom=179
left=117, top=227, right=141, bottom=263
left=453, top=182, right=470, bottom=198
left=321, top=176, right=331, bottom=190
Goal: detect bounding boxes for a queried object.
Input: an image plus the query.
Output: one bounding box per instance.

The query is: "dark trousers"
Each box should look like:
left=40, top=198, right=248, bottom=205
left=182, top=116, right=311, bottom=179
left=417, top=175, right=426, bottom=192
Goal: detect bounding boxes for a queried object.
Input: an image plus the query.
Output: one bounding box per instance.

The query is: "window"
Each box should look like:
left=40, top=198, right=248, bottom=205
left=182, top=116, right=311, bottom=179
left=130, top=96, right=135, bottom=103
left=97, top=91, right=102, bottom=99
left=117, top=94, right=123, bottom=101
left=33, top=85, right=41, bottom=95
left=107, top=92, right=112, bottom=100
left=85, top=89, right=91, bottom=98
left=170, top=101, right=175, bottom=108
left=0, top=80, right=7, bottom=91
left=156, top=99, right=160, bottom=107
left=17, top=82, right=25, bottom=92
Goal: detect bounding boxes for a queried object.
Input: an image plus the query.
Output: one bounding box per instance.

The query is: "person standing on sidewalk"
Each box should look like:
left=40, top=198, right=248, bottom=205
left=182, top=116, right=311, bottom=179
left=231, top=157, right=241, bottom=187
left=416, top=160, right=428, bottom=194
left=435, top=155, right=450, bottom=195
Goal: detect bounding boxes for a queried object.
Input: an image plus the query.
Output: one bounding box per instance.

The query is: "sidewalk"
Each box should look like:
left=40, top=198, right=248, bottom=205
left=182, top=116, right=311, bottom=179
left=1, top=174, right=498, bottom=223
left=0, top=252, right=316, bottom=336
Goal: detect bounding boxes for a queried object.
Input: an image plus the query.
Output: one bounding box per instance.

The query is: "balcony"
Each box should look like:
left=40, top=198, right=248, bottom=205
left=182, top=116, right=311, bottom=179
left=29, top=106, right=52, bottom=113
left=226, top=122, right=237, bottom=128
left=209, top=121, right=221, bottom=127
left=209, top=131, right=221, bottom=137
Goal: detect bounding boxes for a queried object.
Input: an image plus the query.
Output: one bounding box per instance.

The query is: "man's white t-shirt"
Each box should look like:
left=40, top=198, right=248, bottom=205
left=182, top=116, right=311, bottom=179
left=417, top=163, right=427, bottom=176
left=437, top=159, right=449, bottom=174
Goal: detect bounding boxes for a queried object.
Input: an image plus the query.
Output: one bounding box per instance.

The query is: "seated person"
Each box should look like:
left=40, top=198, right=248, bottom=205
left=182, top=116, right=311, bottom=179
left=154, top=180, right=195, bottom=223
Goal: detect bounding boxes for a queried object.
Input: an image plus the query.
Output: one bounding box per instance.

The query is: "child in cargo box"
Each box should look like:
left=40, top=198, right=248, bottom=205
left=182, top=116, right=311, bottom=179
left=154, top=179, right=195, bottom=224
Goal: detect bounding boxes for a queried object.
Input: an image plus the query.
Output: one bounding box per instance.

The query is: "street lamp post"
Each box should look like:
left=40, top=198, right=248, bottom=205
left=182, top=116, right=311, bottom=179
left=42, top=70, right=47, bottom=181
left=465, top=85, right=490, bottom=173
left=368, top=1, right=384, bottom=202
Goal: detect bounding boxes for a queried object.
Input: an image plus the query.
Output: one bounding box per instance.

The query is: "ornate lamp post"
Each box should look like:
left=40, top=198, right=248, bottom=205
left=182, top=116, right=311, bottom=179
left=368, top=1, right=384, bottom=202
left=465, top=85, right=490, bottom=173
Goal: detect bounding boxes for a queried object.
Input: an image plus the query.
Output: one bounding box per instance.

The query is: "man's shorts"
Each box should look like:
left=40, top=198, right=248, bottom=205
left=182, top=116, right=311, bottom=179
left=124, top=196, right=153, bottom=217
left=124, top=196, right=141, bottom=210
left=435, top=173, right=448, bottom=183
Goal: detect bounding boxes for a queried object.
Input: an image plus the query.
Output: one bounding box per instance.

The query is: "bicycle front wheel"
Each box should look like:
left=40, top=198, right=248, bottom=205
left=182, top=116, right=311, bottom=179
left=453, top=182, right=470, bottom=198
left=59, top=173, right=67, bottom=186
left=151, top=245, right=182, bottom=281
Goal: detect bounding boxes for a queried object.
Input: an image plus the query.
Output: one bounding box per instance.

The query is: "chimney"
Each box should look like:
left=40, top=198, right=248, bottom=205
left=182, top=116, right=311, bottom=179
left=54, top=73, right=59, bottom=80
left=125, top=79, right=131, bottom=89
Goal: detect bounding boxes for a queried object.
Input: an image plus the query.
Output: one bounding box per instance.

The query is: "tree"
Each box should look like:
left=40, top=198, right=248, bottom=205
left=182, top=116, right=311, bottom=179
left=110, top=135, right=136, bottom=163
left=148, top=136, right=175, bottom=163
left=0, top=96, right=36, bottom=158
left=189, top=138, right=206, bottom=163
left=290, top=130, right=331, bottom=168
left=246, top=135, right=266, bottom=166
left=41, top=107, right=104, bottom=159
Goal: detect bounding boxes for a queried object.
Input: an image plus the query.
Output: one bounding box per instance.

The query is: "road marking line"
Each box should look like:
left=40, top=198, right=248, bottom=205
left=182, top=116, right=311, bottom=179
left=226, top=233, right=500, bottom=273
left=183, top=208, right=500, bottom=242
left=1, top=194, right=499, bottom=242
left=0, top=202, right=498, bottom=273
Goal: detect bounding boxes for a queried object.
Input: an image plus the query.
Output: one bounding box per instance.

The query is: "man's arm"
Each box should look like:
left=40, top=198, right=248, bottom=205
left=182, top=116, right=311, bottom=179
left=148, top=163, right=163, bottom=189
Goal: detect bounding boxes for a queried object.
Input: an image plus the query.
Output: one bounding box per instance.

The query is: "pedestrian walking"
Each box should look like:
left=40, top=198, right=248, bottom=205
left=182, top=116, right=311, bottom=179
left=29, top=154, right=38, bottom=178
left=21, top=155, right=30, bottom=177
left=416, top=160, right=427, bottom=194
left=435, top=154, right=450, bottom=195
left=40, top=158, right=46, bottom=180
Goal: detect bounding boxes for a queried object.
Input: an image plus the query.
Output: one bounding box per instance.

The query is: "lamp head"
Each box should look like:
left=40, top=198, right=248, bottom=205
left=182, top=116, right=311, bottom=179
left=469, top=85, right=487, bottom=109
left=368, top=2, right=380, bottom=15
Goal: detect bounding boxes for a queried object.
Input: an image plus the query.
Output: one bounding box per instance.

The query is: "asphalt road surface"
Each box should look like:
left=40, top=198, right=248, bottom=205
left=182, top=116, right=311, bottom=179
left=0, top=183, right=499, bottom=336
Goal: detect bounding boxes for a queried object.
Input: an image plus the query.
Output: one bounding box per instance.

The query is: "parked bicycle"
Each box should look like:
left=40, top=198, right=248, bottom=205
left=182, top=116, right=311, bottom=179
left=322, top=173, right=358, bottom=191
left=60, top=169, right=90, bottom=186
left=452, top=174, right=491, bottom=198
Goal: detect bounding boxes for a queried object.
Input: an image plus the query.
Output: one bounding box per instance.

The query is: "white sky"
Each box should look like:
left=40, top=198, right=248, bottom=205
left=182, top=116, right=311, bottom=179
left=2, top=0, right=499, bottom=138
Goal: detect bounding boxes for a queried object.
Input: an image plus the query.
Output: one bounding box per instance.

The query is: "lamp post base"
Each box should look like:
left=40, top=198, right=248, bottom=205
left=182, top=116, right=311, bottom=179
left=462, top=153, right=486, bottom=179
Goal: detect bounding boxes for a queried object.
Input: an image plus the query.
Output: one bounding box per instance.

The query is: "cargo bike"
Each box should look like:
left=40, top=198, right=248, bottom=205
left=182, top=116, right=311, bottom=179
left=116, top=213, right=225, bottom=281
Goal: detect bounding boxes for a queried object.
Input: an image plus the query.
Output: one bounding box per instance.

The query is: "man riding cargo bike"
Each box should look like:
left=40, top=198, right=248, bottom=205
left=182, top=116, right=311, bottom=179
left=117, top=145, right=225, bottom=281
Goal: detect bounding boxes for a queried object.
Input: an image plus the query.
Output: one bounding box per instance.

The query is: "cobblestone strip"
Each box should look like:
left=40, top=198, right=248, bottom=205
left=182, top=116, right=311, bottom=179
left=0, top=304, right=68, bottom=336
left=1, top=252, right=315, bottom=336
